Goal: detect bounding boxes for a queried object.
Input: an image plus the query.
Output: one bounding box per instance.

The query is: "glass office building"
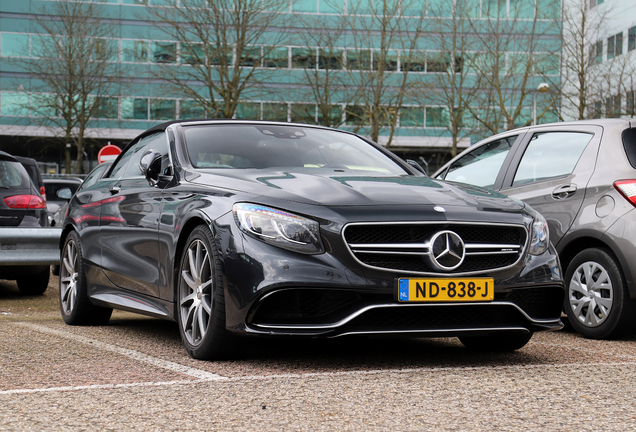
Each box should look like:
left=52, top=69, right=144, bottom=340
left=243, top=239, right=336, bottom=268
left=0, top=0, right=562, bottom=172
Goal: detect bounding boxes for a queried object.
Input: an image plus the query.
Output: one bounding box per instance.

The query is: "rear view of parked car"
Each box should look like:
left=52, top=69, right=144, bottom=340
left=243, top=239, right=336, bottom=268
left=434, top=119, right=636, bottom=340
left=43, top=177, right=83, bottom=226
left=0, top=151, right=50, bottom=294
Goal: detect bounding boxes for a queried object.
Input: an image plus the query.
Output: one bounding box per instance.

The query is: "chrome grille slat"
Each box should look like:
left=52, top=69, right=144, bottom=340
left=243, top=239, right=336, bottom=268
left=342, top=221, right=528, bottom=276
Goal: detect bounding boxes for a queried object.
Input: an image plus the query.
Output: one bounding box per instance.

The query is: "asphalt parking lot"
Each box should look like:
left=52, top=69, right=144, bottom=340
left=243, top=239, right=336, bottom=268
left=2, top=275, right=636, bottom=431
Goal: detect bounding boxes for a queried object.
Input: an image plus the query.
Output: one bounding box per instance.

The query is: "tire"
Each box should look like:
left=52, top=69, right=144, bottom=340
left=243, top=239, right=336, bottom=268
left=59, top=231, right=112, bottom=325
left=177, top=225, right=232, bottom=360
left=459, top=332, right=533, bottom=352
left=564, top=248, right=636, bottom=339
left=17, top=267, right=50, bottom=296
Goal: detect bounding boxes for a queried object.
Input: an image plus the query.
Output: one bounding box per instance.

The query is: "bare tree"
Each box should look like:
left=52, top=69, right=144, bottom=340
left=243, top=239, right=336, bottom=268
left=465, top=0, right=561, bottom=133
left=561, top=0, right=636, bottom=119
left=20, top=0, right=120, bottom=173
left=292, top=11, right=347, bottom=128
left=416, top=0, right=483, bottom=157
left=342, top=0, right=426, bottom=145
left=145, top=0, right=288, bottom=119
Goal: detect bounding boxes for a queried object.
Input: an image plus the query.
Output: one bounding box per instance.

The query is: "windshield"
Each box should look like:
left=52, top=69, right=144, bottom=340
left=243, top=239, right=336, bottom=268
left=0, top=161, right=31, bottom=189
left=183, top=124, right=408, bottom=175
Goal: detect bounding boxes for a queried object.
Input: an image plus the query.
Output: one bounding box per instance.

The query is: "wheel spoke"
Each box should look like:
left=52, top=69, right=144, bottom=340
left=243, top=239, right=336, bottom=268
left=180, top=292, right=197, bottom=307
left=181, top=270, right=197, bottom=291
left=197, top=305, right=207, bottom=339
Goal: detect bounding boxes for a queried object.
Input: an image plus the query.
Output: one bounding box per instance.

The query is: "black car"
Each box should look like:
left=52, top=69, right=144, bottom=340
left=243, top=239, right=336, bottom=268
left=0, top=151, right=50, bottom=294
left=43, top=177, right=83, bottom=226
left=58, top=121, right=564, bottom=359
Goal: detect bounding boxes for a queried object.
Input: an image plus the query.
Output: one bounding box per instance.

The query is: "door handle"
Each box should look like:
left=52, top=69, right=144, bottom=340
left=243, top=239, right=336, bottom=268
left=552, top=184, right=577, bottom=200
left=109, top=186, right=121, bottom=194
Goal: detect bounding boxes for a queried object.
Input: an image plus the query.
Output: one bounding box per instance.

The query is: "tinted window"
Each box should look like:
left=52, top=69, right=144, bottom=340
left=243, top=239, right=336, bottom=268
left=184, top=125, right=407, bottom=175
left=0, top=161, right=30, bottom=188
left=81, top=163, right=111, bottom=190
left=107, top=141, right=138, bottom=180
left=622, top=128, right=636, bottom=169
left=123, top=132, right=165, bottom=178
left=513, top=132, right=592, bottom=186
left=443, top=136, right=517, bottom=189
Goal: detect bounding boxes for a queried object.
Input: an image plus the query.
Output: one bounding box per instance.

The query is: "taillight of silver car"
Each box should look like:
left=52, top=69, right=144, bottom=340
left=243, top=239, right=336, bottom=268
left=613, top=180, right=636, bottom=207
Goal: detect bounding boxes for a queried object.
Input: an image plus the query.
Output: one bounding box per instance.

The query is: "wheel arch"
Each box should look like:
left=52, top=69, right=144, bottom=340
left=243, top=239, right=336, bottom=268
left=172, top=213, right=214, bottom=296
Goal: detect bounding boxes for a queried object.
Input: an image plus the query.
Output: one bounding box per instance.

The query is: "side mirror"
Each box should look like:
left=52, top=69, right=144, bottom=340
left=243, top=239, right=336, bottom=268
left=57, top=188, right=73, bottom=200
left=139, top=149, right=162, bottom=184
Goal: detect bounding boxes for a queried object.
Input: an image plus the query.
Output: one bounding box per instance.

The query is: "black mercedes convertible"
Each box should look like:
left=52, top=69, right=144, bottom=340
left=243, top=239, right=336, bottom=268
left=58, top=120, right=564, bottom=359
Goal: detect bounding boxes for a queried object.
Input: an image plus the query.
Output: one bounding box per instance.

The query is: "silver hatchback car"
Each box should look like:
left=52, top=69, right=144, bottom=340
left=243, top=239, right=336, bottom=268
left=434, top=119, right=636, bottom=339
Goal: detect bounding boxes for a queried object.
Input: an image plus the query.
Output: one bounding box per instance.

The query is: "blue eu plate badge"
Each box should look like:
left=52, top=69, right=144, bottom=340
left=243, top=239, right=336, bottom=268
left=399, top=279, right=409, bottom=301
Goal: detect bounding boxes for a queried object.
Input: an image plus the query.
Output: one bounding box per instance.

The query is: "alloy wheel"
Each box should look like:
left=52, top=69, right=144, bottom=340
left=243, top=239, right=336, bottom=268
left=180, top=239, right=213, bottom=346
left=569, top=261, right=613, bottom=328
left=60, top=239, right=79, bottom=315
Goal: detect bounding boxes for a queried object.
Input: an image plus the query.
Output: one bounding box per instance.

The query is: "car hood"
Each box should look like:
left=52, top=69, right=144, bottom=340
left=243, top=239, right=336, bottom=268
left=186, top=170, right=524, bottom=212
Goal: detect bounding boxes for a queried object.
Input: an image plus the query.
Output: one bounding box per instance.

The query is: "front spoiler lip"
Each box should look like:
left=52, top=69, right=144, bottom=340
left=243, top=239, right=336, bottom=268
left=249, top=301, right=561, bottom=331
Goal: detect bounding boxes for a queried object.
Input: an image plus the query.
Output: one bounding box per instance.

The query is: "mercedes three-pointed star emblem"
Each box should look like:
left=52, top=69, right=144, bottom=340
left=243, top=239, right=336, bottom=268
left=427, top=230, right=465, bottom=271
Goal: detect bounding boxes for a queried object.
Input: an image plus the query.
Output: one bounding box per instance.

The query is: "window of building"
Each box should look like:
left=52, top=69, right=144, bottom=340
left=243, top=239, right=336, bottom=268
left=292, top=0, right=318, bottom=12
left=535, top=54, right=559, bottom=76
left=0, top=93, right=29, bottom=117
left=93, top=38, right=119, bottom=62
left=151, top=42, right=176, bottom=63
left=403, top=0, right=425, bottom=17
left=1, top=33, right=29, bottom=57
left=608, top=33, right=623, bottom=59
left=93, top=97, right=119, bottom=119
left=122, top=0, right=148, bottom=5
left=180, top=100, right=206, bottom=119
left=263, top=47, right=288, bottom=68
left=349, top=0, right=373, bottom=15
left=150, top=99, right=176, bottom=120
left=235, top=102, right=261, bottom=120
left=262, top=103, right=288, bottom=121
left=290, top=103, right=316, bottom=123
left=122, top=40, right=148, bottom=62
left=30, top=35, right=56, bottom=59
left=400, top=107, right=424, bottom=127
left=319, top=0, right=342, bottom=13
left=429, top=0, right=453, bottom=17
left=373, top=50, right=398, bottom=71
left=239, top=46, right=261, bottom=67
left=426, top=107, right=449, bottom=128
left=31, top=94, right=58, bottom=118
left=595, top=40, right=603, bottom=63
left=318, top=49, right=343, bottom=70
left=627, top=90, right=635, bottom=116
left=628, top=26, right=635, bottom=52
left=121, top=97, right=148, bottom=120
left=346, top=49, right=371, bottom=70
left=181, top=43, right=205, bottom=65
left=509, top=0, right=534, bottom=19
left=317, top=105, right=342, bottom=125
left=536, top=0, right=560, bottom=19
left=427, top=53, right=451, bottom=73
left=345, top=105, right=368, bottom=126
left=589, top=0, right=604, bottom=7
left=400, top=52, right=425, bottom=72
left=291, top=47, right=316, bottom=69
left=605, top=95, right=621, bottom=118
left=484, top=0, right=507, bottom=18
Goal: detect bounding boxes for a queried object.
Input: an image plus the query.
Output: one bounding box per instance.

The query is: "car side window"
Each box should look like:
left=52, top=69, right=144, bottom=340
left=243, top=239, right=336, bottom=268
left=106, top=141, right=138, bottom=180
left=443, top=136, right=517, bottom=189
left=80, top=163, right=110, bottom=190
left=512, top=132, right=593, bottom=187
left=123, top=132, right=168, bottom=178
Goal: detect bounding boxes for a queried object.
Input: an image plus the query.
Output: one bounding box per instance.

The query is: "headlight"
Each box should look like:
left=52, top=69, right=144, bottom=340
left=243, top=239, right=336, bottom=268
left=528, top=208, right=549, bottom=256
left=233, top=203, right=324, bottom=254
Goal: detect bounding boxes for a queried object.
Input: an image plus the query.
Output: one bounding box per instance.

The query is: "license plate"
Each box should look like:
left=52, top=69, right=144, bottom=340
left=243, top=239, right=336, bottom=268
left=398, top=278, right=494, bottom=302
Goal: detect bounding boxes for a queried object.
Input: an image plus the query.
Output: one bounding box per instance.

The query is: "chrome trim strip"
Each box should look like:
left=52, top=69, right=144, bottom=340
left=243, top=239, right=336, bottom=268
left=252, top=301, right=558, bottom=330
left=349, top=243, right=520, bottom=250
left=333, top=327, right=531, bottom=338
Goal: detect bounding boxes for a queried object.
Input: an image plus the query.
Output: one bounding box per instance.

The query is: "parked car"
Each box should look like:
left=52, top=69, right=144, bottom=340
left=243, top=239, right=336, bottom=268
left=14, top=155, right=46, bottom=204
left=43, top=177, right=83, bottom=226
left=51, top=163, right=112, bottom=276
left=433, top=119, right=636, bottom=340
left=0, top=151, right=50, bottom=294
left=58, top=120, right=564, bottom=359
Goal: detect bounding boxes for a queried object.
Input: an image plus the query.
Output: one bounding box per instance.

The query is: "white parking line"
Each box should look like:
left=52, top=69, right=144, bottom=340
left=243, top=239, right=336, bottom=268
left=12, top=322, right=227, bottom=381
left=5, top=322, right=636, bottom=396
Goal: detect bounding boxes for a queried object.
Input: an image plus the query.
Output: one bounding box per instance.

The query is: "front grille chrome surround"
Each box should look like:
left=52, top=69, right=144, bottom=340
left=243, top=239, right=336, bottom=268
left=342, top=221, right=528, bottom=276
